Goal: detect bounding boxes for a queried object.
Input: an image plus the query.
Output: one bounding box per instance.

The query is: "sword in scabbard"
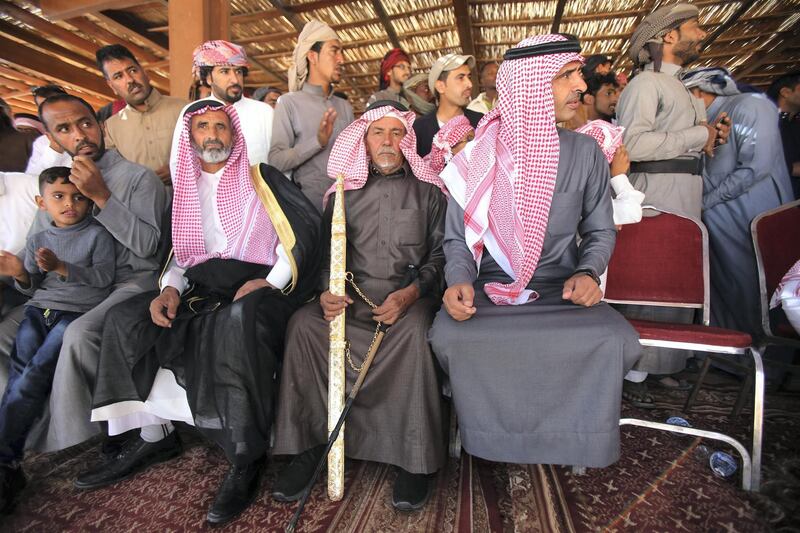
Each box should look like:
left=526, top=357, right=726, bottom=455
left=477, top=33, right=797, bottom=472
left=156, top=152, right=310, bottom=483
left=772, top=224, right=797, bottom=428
left=286, top=265, right=419, bottom=533
left=327, top=174, right=347, bottom=503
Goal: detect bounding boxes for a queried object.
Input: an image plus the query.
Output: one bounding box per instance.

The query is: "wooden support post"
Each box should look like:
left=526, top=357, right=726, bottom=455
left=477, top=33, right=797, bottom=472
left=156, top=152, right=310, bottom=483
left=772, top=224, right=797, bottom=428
left=168, top=0, right=230, bottom=98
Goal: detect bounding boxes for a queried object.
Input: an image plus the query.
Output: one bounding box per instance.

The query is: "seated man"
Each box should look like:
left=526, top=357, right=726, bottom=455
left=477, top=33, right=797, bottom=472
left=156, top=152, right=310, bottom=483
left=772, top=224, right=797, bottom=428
left=271, top=101, right=448, bottom=510
left=429, top=35, right=640, bottom=468
left=75, top=101, right=321, bottom=525
left=0, top=94, right=167, bottom=453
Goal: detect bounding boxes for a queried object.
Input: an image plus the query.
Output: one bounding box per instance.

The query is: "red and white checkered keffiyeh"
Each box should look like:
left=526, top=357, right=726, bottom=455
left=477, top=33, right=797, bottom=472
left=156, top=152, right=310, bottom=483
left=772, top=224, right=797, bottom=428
left=192, top=40, right=250, bottom=79
left=424, top=115, right=474, bottom=174
left=172, top=103, right=277, bottom=268
left=323, top=104, right=447, bottom=208
left=446, top=34, right=583, bottom=305
left=575, top=120, right=625, bottom=164
left=771, top=259, right=800, bottom=309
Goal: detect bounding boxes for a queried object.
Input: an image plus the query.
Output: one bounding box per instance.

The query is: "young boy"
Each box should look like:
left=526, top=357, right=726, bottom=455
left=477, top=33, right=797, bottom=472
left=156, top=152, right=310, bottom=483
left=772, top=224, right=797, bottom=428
left=0, top=166, right=115, bottom=514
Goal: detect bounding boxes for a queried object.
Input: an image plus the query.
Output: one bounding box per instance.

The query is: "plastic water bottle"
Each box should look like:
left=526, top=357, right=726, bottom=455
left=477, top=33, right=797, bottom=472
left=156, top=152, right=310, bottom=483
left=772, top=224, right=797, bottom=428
left=666, top=416, right=691, bottom=427
left=709, top=451, right=738, bottom=478
left=695, top=445, right=711, bottom=459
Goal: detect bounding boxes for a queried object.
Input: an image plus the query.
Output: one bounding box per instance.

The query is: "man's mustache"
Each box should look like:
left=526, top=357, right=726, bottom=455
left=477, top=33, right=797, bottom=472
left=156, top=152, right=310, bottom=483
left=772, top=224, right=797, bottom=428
left=203, top=139, right=225, bottom=149
left=75, top=139, right=99, bottom=152
left=227, top=84, right=242, bottom=92
left=377, top=147, right=400, bottom=156
left=127, top=82, right=143, bottom=92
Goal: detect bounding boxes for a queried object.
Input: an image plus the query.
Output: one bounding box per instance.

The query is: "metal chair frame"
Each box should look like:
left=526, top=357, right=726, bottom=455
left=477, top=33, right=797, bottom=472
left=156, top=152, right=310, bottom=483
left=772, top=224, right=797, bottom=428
left=605, top=208, right=763, bottom=491
left=751, top=199, right=800, bottom=351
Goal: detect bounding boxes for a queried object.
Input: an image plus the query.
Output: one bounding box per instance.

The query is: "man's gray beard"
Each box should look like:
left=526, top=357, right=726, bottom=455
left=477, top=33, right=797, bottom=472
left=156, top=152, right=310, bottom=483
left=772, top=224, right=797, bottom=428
left=372, top=157, right=404, bottom=175
left=194, top=144, right=232, bottom=164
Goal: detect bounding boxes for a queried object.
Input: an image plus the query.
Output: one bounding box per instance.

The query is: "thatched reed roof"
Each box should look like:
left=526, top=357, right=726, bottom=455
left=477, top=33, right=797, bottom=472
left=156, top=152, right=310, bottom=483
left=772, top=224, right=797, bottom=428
left=1, top=0, right=799, bottom=115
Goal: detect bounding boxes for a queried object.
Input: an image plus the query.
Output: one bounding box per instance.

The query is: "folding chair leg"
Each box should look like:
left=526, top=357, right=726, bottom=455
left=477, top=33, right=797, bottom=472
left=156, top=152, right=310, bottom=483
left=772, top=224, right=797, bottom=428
left=449, top=408, right=462, bottom=459
left=750, top=347, right=764, bottom=491
left=732, top=369, right=753, bottom=417
left=684, top=356, right=713, bottom=413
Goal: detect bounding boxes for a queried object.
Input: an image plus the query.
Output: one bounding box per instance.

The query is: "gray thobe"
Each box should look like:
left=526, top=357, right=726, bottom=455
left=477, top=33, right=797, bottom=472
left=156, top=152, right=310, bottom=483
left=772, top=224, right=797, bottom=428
left=703, top=93, right=793, bottom=335
left=0, top=149, right=166, bottom=452
left=269, top=83, right=354, bottom=212
left=615, top=62, right=708, bottom=374
left=429, top=129, right=640, bottom=468
left=616, top=62, right=708, bottom=218
left=273, top=164, right=447, bottom=474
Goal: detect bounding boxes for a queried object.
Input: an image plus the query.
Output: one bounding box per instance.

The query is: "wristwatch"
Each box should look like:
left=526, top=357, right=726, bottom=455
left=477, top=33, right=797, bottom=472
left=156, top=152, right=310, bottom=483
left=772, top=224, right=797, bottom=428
left=573, top=268, right=601, bottom=286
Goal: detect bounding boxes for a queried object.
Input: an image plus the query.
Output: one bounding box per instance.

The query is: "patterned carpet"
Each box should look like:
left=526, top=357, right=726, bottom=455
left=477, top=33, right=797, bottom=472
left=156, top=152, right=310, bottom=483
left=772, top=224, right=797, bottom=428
left=2, top=371, right=798, bottom=533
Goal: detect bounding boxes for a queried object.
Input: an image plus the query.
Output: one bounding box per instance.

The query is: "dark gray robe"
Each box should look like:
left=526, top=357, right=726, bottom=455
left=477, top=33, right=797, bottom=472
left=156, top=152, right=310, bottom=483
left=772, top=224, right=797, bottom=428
left=702, top=93, right=793, bottom=335
left=272, top=164, right=448, bottom=474
left=429, top=129, right=640, bottom=468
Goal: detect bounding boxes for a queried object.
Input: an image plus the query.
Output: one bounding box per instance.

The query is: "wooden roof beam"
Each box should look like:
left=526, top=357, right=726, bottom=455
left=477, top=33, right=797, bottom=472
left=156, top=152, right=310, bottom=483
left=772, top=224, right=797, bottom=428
left=0, top=19, right=154, bottom=101
left=38, top=0, right=152, bottom=21
left=0, top=35, right=113, bottom=99
left=256, top=32, right=414, bottom=61
left=473, top=6, right=795, bottom=29
left=249, top=57, right=288, bottom=84
left=0, top=19, right=98, bottom=73
left=453, top=0, right=477, bottom=57
left=2, top=97, right=39, bottom=114
left=370, top=0, right=401, bottom=49
left=228, top=0, right=354, bottom=24
left=700, top=0, right=756, bottom=51
left=0, top=1, right=99, bottom=61
left=66, top=17, right=162, bottom=65
left=550, top=0, right=568, bottom=34
left=0, top=66, right=48, bottom=87
left=265, top=0, right=306, bottom=32
left=735, top=21, right=800, bottom=78
left=95, top=11, right=169, bottom=54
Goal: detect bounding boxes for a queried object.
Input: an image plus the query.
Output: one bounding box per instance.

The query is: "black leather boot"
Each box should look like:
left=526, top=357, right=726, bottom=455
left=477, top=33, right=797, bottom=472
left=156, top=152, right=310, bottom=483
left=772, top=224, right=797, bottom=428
left=206, top=456, right=266, bottom=525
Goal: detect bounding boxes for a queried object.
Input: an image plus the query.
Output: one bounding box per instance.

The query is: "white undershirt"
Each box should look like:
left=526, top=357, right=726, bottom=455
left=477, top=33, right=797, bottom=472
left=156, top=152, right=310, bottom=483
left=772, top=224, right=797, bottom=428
left=160, top=169, right=292, bottom=294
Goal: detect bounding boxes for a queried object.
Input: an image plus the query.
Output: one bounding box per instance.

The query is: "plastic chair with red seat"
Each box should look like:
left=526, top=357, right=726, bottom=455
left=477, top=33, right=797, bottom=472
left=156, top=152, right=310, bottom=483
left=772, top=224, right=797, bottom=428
left=604, top=208, right=763, bottom=491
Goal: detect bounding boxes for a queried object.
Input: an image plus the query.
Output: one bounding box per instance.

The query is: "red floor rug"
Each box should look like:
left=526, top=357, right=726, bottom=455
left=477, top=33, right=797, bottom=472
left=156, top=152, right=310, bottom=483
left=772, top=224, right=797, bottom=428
left=2, top=374, right=797, bottom=532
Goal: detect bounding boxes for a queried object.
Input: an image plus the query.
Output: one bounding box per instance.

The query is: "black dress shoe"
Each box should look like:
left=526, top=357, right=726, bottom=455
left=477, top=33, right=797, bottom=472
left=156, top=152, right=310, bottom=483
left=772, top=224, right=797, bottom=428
left=392, top=469, right=433, bottom=511
left=0, top=465, right=26, bottom=515
left=74, top=431, right=182, bottom=490
left=271, top=445, right=325, bottom=502
left=206, top=456, right=266, bottom=525
left=101, top=428, right=139, bottom=458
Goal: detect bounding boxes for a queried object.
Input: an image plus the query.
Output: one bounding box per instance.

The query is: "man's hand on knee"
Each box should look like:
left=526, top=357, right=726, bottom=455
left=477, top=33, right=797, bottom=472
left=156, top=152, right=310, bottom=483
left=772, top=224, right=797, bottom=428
left=320, top=289, right=353, bottom=321
left=443, top=283, right=476, bottom=321
left=562, top=274, right=602, bottom=307
left=150, top=287, right=180, bottom=328
left=233, top=279, right=273, bottom=302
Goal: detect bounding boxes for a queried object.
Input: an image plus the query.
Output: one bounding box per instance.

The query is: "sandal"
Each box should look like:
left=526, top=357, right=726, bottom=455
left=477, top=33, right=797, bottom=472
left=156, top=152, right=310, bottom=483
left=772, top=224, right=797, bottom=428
left=649, top=375, right=692, bottom=391
left=622, top=380, right=656, bottom=409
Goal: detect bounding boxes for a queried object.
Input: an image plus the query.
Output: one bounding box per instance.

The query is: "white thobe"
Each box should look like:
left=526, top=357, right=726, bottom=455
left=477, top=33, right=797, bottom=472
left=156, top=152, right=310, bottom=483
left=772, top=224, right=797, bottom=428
left=24, top=135, right=72, bottom=176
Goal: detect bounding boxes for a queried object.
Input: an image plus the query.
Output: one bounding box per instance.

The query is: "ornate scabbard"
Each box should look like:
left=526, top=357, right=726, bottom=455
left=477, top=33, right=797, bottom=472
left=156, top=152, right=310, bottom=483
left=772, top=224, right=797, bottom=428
left=327, top=174, right=346, bottom=501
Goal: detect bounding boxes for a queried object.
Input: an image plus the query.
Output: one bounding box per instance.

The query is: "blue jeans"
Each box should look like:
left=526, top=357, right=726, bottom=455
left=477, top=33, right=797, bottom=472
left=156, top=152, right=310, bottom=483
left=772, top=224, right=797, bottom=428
left=0, top=306, right=82, bottom=465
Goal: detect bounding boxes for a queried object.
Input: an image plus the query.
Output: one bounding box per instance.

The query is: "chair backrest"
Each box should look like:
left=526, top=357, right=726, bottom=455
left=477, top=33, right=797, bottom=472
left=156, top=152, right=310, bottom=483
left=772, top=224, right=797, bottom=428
left=604, top=208, right=709, bottom=324
left=751, top=200, right=800, bottom=337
